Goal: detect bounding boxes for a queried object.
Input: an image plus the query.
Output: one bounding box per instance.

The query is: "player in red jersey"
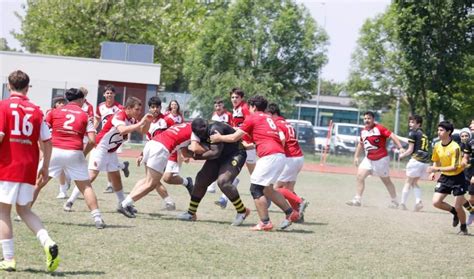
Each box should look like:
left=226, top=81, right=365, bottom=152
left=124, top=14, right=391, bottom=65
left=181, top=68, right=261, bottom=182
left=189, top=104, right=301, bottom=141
left=65, top=97, right=151, bottom=218
left=161, top=100, right=193, bottom=199
left=0, top=70, right=59, bottom=272
left=33, top=88, right=105, bottom=229
left=120, top=123, right=194, bottom=217
left=211, top=95, right=299, bottom=231
left=214, top=88, right=256, bottom=208
left=95, top=85, right=130, bottom=193
left=45, top=97, right=72, bottom=199
left=347, top=111, right=405, bottom=207
left=135, top=97, right=193, bottom=211
left=267, top=103, right=308, bottom=222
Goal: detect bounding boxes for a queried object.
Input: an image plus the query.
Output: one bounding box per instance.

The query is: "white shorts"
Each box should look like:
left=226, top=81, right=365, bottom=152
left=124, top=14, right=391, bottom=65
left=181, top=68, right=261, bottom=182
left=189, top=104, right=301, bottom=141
left=49, top=148, right=90, bottom=181
left=359, top=156, right=390, bottom=177
left=251, top=153, right=286, bottom=186
left=143, top=141, right=169, bottom=174
left=406, top=158, right=429, bottom=179
left=165, top=160, right=181, bottom=174
left=88, top=148, right=120, bottom=172
left=277, top=156, right=304, bottom=182
left=0, top=181, right=35, bottom=206
left=246, top=149, right=257, bottom=164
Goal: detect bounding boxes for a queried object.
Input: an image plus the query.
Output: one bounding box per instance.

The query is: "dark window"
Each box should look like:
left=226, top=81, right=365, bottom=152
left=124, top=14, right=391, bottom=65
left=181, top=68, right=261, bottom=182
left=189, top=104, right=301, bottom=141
left=51, top=88, right=66, bottom=107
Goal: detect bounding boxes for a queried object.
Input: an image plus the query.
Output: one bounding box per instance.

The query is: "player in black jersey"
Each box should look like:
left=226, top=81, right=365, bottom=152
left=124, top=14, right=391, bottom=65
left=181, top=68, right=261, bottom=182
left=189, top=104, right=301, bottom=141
left=177, top=118, right=251, bottom=226
left=398, top=115, right=430, bottom=211
left=460, top=125, right=474, bottom=225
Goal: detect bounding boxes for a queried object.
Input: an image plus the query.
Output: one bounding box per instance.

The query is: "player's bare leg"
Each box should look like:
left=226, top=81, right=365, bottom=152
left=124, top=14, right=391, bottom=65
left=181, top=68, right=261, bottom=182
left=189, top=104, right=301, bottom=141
left=347, top=168, right=371, bottom=206
left=380, top=176, right=399, bottom=208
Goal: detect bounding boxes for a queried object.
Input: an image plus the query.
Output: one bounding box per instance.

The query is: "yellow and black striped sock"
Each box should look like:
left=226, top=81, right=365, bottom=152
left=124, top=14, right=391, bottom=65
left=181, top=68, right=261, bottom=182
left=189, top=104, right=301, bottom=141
left=229, top=196, right=246, bottom=214
left=463, top=201, right=474, bottom=213
left=187, top=196, right=202, bottom=215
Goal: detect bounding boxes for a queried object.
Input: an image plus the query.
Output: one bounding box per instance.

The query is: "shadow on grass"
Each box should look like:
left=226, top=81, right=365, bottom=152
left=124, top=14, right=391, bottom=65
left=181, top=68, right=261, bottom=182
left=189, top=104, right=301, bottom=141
left=299, top=221, right=328, bottom=226
left=49, top=221, right=134, bottom=229
left=21, top=268, right=105, bottom=276
left=275, top=229, right=315, bottom=234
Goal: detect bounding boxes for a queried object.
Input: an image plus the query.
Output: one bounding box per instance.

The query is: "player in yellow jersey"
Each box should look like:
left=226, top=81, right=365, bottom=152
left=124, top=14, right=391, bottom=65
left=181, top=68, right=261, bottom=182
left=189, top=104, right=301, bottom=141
left=429, top=121, right=468, bottom=235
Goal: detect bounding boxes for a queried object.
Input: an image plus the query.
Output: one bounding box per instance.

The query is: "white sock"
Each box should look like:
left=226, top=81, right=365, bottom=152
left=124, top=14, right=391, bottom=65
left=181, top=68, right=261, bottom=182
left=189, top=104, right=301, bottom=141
left=354, top=195, right=361, bottom=201
left=115, top=190, right=125, bottom=203
left=59, top=184, right=68, bottom=194
left=181, top=177, right=188, bottom=187
left=67, top=186, right=81, bottom=203
left=107, top=181, right=112, bottom=188
left=36, top=229, right=53, bottom=247
left=220, top=194, right=229, bottom=202
left=414, top=187, right=422, bottom=203
left=0, top=239, right=14, bottom=261
left=164, top=196, right=174, bottom=204
left=401, top=189, right=410, bottom=204
left=121, top=196, right=134, bottom=208
left=232, top=178, right=240, bottom=187
left=90, top=209, right=102, bottom=222
left=118, top=162, right=125, bottom=170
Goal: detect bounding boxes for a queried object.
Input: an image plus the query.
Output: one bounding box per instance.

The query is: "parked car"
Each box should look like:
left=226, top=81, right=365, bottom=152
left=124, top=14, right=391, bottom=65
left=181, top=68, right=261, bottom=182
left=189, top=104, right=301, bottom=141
left=331, top=123, right=364, bottom=154
left=313, top=126, right=331, bottom=152
left=286, top=119, right=315, bottom=153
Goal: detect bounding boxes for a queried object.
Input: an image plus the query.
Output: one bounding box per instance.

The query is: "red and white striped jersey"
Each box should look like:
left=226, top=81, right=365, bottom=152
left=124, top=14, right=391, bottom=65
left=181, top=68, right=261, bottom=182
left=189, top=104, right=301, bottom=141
left=96, top=110, right=136, bottom=153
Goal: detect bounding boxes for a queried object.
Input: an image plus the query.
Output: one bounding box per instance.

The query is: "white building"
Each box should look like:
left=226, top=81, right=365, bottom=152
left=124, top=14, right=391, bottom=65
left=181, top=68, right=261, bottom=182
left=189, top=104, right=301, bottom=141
left=0, top=51, right=161, bottom=112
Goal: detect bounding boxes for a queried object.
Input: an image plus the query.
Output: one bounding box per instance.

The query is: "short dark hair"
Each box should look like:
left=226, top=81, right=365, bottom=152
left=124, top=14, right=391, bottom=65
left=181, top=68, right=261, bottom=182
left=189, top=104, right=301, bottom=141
left=104, top=84, right=116, bottom=93
left=230, top=87, right=244, bottom=98
left=125, top=97, right=142, bottom=108
left=438, top=120, right=454, bottom=135
left=266, top=103, right=281, bottom=116
left=409, top=114, right=423, bottom=125
left=65, top=88, right=84, bottom=102
left=364, top=111, right=375, bottom=118
left=52, top=96, right=67, bottom=108
left=191, top=118, right=208, bottom=138
left=148, top=96, right=162, bottom=107
left=214, top=98, right=224, bottom=105
left=248, top=95, right=268, bottom=112
left=8, top=70, right=30, bottom=91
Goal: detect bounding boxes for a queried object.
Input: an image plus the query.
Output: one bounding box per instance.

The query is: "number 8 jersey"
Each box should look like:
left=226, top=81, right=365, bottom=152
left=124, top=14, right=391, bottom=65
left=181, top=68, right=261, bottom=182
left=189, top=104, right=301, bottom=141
left=0, top=93, right=51, bottom=184
left=46, top=102, right=95, bottom=151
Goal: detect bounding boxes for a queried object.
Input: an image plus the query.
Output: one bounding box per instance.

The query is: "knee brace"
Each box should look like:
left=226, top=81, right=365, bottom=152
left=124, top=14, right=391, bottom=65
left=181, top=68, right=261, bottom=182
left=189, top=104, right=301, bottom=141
left=250, top=183, right=265, bottom=199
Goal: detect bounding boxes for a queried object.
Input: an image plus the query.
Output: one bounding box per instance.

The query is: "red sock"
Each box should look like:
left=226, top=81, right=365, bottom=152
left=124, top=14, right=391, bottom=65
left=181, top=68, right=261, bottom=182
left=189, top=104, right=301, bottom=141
left=276, top=188, right=302, bottom=211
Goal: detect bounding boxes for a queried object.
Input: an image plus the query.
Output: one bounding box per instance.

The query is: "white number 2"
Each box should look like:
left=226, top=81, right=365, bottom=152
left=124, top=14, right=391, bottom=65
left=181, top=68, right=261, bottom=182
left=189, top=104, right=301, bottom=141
left=11, top=111, right=33, bottom=136
left=63, top=114, right=75, bottom=130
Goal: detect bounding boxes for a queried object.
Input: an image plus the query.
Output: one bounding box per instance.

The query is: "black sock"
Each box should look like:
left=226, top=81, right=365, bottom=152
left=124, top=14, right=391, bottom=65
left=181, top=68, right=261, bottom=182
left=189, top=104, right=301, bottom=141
left=463, top=201, right=474, bottom=213
left=284, top=208, right=293, bottom=217
left=187, top=195, right=202, bottom=215
left=460, top=224, right=467, bottom=231
left=450, top=207, right=457, bottom=216
left=229, top=196, right=246, bottom=214
left=261, top=217, right=270, bottom=224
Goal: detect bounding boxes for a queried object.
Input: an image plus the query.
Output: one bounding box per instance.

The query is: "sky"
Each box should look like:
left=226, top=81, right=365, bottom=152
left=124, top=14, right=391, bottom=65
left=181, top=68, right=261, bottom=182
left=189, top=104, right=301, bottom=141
left=1, top=0, right=390, bottom=83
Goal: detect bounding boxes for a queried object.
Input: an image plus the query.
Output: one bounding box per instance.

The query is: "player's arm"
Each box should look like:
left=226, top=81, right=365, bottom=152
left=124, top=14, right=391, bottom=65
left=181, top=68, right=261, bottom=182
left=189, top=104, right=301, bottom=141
left=192, top=143, right=224, bottom=160
left=210, top=129, right=245, bottom=143
left=116, top=114, right=151, bottom=135
left=38, top=122, right=52, bottom=187
left=399, top=142, right=415, bottom=159
left=353, top=141, right=363, bottom=166
left=390, top=133, right=405, bottom=153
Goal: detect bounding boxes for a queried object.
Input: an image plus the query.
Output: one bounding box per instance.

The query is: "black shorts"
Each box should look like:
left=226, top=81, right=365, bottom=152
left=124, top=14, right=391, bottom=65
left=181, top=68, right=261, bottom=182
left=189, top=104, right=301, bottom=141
left=469, top=184, right=474, bottom=195
left=434, top=173, right=467, bottom=196
left=216, top=149, right=247, bottom=171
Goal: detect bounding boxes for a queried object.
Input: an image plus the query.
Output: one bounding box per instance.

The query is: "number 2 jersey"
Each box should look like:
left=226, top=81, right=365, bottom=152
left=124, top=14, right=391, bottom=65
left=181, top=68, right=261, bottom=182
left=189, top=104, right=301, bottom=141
left=46, top=102, right=95, bottom=151
left=0, top=93, right=51, bottom=184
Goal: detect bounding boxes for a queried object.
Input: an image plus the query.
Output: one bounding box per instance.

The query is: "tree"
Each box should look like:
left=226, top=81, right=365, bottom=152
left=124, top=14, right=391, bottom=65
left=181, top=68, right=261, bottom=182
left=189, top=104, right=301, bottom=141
left=14, top=0, right=227, bottom=91
left=346, top=6, right=402, bottom=113
left=319, top=79, right=346, bottom=96
left=394, top=0, right=473, bottom=135
left=0, top=38, right=17, bottom=51
left=184, top=0, right=328, bottom=117
left=348, top=1, right=473, bottom=136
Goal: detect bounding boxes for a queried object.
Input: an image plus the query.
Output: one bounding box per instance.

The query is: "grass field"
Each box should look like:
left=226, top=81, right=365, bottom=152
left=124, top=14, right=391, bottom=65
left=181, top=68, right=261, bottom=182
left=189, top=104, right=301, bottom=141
left=4, top=161, right=474, bottom=278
